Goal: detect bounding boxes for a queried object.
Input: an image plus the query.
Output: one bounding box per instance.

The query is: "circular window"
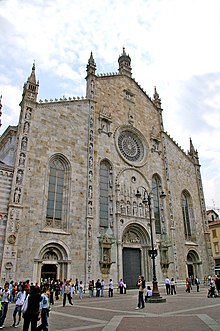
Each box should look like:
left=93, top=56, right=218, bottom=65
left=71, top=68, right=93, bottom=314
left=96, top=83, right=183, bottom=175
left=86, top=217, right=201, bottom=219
left=115, top=126, right=147, bottom=167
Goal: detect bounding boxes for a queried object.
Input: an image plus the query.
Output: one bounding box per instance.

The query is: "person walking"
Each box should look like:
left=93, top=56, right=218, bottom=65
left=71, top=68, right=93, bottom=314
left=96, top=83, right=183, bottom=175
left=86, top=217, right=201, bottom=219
left=63, top=281, right=73, bottom=307
left=195, top=276, right=200, bottom=292
left=22, top=285, right=42, bottom=331
left=12, top=285, right=26, bottom=327
left=0, top=282, right=10, bottom=329
left=36, top=287, right=50, bottom=331
left=136, top=276, right=145, bottom=310
left=108, top=279, right=114, bottom=297
left=164, top=276, right=171, bottom=295
left=79, top=281, right=84, bottom=300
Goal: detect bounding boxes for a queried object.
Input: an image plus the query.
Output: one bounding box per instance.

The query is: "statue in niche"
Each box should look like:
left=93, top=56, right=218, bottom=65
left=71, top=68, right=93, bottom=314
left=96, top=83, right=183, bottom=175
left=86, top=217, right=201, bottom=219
left=103, top=248, right=111, bottom=263
left=25, top=108, right=31, bottom=120
left=127, top=202, right=131, bottom=215
left=23, top=122, right=30, bottom=135
left=19, top=153, right=26, bottom=166
left=88, top=186, right=93, bottom=199
left=90, top=116, right=94, bottom=128
left=90, top=130, right=93, bottom=142
left=109, top=171, right=113, bottom=188
left=88, top=201, right=93, bottom=215
left=133, top=202, right=137, bottom=216
left=21, top=137, right=28, bottom=151
left=88, top=227, right=92, bottom=238
left=139, top=203, right=144, bottom=217
left=16, top=170, right=23, bottom=185
left=89, top=157, right=93, bottom=168
left=89, top=170, right=93, bottom=182
left=14, top=187, right=21, bottom=204
left=89, top=143, right=93, bottom=154
left=116, top=201, right=120, bottom=213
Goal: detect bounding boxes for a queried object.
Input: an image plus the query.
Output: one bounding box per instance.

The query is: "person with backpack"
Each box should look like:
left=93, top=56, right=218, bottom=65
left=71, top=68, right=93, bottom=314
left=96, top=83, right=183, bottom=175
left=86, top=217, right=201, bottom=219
left=36, top=287, right=50, bottom=331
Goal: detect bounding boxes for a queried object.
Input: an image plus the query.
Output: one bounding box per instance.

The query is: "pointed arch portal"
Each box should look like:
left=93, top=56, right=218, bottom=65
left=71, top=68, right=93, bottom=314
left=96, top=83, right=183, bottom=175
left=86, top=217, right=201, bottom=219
left=122, top=223, right=150, bottom=288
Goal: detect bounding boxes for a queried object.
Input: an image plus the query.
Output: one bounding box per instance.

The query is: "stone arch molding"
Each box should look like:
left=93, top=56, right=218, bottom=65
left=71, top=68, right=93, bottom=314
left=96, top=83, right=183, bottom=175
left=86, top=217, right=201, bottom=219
left=122, top=223, right=150, bottom=246
left=186, top=249, right=201, bottom=264
left=34, top=239, right=70, bottom=261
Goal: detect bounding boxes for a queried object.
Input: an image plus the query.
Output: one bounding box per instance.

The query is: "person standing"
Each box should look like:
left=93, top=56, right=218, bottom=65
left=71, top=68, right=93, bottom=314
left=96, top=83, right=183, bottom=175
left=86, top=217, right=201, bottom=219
left=164, top=276, right=171, bottom=295
left=0, top=282, right=10, bottom=329
left=88, top=280, right=94, bottom=298
left=12, top=285, right=26, bottom=327
left=101, top=279, right=105, bottom=297
left=22, top=285, right=42, bottom=331
left=108, top=279, right=114, bottom=297
left=195, top=276, right=200, bottom=292
left=95, top=279, right=101, bottom=297
left=119, top=279, right=124, bottom=294
left=170, top=278, right=176, bottom=295
left=136, top=276, right=145, bottom=309
left=37, top=287, right=50, bottom=331
left=63, top=281, right=73, bottom=307
left=79, top=281, right=84, bottom=300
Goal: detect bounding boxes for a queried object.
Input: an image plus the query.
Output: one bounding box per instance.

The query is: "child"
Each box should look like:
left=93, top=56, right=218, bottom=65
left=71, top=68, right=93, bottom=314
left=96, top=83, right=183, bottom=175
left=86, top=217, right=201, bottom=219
left=145, top=286, right=152, bottom=302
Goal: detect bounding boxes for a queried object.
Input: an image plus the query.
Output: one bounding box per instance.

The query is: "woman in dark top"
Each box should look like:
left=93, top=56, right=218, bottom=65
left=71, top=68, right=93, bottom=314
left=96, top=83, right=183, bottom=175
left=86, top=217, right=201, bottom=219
left=22, top=285, right=42, bottom=331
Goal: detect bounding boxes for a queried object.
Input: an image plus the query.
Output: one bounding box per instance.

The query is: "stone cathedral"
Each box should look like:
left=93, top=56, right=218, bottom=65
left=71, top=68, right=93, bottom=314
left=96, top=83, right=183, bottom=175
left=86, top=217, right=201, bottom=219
left=0, top=49, right=214, bottom=287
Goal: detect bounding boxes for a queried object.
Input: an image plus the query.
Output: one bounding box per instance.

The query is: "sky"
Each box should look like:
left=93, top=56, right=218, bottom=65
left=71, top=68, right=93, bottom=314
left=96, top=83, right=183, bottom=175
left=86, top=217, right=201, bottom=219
left=0, top=0, right=220, bottom=212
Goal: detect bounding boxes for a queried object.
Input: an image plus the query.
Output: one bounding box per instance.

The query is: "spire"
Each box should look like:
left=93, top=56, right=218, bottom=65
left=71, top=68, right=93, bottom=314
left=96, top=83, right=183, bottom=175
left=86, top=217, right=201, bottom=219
left=28, top=61, right=36, bottom=84
left=0, top=95, right=2, bottom=127
left=153, top=86, right=162, bottom=108
left=22, top=62, right=39, bottom=102
left=188, top=137, right=199, bottom=164
left=86, top=52, right=96, bottom=76
left=118, top=47, right=132, bottom=77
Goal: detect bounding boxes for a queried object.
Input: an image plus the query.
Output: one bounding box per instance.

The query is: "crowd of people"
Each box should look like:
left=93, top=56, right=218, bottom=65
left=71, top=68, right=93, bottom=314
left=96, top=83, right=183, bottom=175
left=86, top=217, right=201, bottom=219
left=0, top=277, right=117, bottom=330
left=1, top=274, right=220, bottom=328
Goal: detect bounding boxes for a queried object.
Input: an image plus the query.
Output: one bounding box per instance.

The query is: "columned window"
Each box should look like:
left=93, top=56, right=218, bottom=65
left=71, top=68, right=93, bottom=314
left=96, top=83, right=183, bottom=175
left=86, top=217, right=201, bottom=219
left=46, top=155, right=70, bottom=229
left=100, top=160, right=111, bottom=227
left=181, top=190, right=194, bottom=239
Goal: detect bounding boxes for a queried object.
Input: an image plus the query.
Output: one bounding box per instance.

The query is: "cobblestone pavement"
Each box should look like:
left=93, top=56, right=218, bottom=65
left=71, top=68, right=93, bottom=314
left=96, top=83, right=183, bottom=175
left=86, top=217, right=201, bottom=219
left=3, top=285, right=220, bottom=331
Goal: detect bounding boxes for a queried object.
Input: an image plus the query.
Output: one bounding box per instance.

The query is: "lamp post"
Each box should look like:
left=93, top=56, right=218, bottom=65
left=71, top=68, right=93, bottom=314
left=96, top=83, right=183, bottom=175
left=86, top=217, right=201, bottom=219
left=136, top=187, right=166, bottom=303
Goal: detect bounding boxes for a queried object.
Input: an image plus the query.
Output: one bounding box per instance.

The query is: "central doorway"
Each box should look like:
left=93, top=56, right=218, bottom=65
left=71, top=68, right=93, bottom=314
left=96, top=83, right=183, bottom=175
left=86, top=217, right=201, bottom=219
left=41, top=264, right=57, bottom=281
left=123, top=248, right=141, bottom=288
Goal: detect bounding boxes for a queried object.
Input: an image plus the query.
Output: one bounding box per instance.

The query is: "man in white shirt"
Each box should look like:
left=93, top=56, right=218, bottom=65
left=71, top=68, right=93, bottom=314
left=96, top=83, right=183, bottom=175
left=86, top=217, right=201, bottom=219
left=0, top=282, right=10, bottom=328
left=12, top=285, right=26, bottom=327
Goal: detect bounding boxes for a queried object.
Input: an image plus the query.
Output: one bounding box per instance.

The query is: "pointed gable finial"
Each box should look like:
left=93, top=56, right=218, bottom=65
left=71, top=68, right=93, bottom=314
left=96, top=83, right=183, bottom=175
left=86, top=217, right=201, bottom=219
left=188, top=137, right=199, bottom=163
left=86, top=51, right=96, bottom=76
left=118, top=47, right=132, bottom=77
left=153, top=86, right=162, bottom=108
left=28, top=60, right=36, bottom=84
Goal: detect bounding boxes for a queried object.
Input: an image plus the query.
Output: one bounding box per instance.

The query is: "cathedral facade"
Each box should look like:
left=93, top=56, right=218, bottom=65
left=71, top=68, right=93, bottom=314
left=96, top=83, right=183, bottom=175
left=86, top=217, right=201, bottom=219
left=0, top=49, right=214, bottom=287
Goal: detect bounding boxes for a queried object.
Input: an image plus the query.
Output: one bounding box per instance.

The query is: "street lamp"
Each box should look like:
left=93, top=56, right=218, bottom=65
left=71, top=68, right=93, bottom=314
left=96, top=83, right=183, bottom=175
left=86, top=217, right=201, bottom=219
left=136, top=187, right=166, bottom=303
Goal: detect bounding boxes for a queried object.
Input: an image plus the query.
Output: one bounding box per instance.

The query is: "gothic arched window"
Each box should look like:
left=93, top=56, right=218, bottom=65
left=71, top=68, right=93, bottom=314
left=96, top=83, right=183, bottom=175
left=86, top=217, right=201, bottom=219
left=181, top=190, right=194, bottom=239
left=46, top=155, right=70, bottom=229
left=152, top=175, right=162, bottom=234
left=100, top=160, right=111, bottom=227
